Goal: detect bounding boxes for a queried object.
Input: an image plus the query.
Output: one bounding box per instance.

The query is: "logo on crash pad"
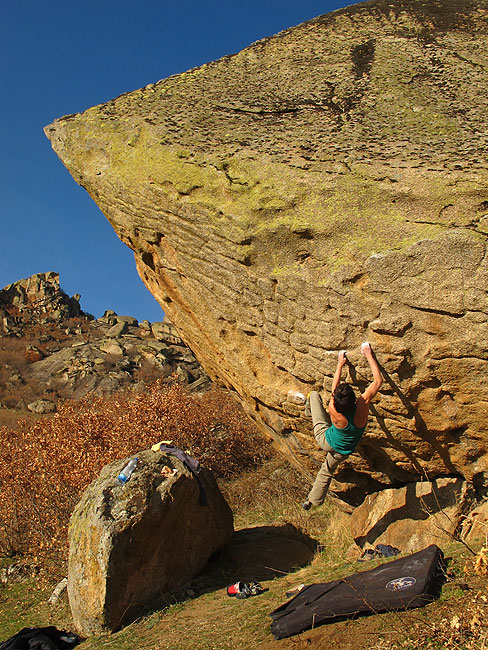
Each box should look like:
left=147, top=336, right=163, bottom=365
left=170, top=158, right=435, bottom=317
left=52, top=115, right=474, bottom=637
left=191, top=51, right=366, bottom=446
left=386, top=576, right=417, bottom=591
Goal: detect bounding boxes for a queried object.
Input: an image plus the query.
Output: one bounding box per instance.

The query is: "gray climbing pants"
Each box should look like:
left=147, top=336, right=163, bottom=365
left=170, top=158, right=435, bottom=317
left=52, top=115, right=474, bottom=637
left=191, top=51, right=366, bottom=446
left=307, top=391, right=349, bottom=506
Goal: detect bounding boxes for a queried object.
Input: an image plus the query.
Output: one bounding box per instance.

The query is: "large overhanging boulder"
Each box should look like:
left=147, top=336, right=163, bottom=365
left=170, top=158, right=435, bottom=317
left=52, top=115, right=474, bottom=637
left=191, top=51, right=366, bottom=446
left=45, top=0, right=488, bottom=505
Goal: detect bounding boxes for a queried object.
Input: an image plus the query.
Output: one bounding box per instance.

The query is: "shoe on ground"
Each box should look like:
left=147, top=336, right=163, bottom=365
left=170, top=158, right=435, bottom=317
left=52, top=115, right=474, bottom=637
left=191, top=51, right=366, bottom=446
left=302, top=499, right=312, bottom=510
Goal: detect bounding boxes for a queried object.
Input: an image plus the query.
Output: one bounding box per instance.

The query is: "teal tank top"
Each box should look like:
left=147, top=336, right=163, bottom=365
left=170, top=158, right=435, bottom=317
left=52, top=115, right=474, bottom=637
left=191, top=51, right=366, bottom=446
left=325, top=414, right=366, bottom=455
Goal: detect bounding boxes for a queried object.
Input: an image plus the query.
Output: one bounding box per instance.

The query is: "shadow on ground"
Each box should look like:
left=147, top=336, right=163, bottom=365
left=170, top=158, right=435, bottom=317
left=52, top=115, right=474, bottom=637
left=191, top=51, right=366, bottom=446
left=121, top=525, right=318, bottom=628
left=214, top=523, right=318, bottom=583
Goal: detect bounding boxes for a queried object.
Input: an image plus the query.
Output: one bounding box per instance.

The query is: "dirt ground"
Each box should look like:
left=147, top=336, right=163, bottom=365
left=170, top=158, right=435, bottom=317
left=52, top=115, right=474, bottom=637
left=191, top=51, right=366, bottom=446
left=203, top=526, right=448, bottom=650
left=0, top=407, right=43, bottom=429
left=264, top=615, right=394, bottom=650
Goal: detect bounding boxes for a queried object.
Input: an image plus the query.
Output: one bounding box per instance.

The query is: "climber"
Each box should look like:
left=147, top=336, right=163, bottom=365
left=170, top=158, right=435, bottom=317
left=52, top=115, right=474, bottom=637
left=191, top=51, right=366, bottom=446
left=302, top=342, right=383, bottom=510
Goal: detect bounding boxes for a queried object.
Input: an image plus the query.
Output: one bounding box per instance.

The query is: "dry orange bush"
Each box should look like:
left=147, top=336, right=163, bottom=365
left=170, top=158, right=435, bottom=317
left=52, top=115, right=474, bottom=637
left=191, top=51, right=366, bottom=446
left=0, top=381, right=269, bottom=563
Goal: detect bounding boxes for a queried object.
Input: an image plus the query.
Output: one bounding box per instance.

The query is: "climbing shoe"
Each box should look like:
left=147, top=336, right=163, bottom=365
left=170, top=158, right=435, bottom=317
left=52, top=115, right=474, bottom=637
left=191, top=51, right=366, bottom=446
left=248, top=581, right=265, bottom=596
left=304, top=393, right=312, bottom=418
left=227, top=580, right=265, bottom=599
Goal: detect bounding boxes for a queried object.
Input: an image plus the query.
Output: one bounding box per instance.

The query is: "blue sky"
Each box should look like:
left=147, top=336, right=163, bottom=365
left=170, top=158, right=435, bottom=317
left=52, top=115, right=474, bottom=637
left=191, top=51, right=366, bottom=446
left=1, top=0, right=350, bottom=322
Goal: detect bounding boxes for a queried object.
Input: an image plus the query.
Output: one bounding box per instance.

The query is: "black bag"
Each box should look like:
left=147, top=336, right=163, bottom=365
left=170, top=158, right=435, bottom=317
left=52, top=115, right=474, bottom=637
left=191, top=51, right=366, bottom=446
left=0, top=626, right=80, bottom=650
left=270, top=544, right=445, bottom=639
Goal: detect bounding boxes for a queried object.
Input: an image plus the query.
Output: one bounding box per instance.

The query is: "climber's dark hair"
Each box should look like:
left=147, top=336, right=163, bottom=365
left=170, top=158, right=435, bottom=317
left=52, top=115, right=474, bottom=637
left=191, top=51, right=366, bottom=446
left=332, top=383, right=356, bottom=415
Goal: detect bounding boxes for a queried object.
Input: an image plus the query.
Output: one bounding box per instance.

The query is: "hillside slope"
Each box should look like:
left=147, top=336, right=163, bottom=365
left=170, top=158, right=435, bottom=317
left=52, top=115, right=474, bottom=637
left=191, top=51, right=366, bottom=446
left=0, top=272, right=210, bottom=423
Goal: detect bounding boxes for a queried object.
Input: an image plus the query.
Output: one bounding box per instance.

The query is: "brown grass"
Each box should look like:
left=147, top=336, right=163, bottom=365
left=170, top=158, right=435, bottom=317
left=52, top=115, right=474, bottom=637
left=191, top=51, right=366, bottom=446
left=0, top=381, right=269, bottom=564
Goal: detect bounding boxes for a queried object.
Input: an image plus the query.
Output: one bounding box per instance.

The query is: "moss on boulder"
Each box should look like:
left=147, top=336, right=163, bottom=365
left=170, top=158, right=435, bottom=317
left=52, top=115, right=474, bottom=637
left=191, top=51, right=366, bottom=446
left=45, top=0, right=488, bottom=504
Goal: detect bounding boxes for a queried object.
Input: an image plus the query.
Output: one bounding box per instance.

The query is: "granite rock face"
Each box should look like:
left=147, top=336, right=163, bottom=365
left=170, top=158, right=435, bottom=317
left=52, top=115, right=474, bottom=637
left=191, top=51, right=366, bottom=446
left=67, top=448, right=233, bottom=635
left=351, top=477, right=466, bottom=552
left=0, top=272, right=84, bottom=325
left=45, top=0, right=488, bottom=504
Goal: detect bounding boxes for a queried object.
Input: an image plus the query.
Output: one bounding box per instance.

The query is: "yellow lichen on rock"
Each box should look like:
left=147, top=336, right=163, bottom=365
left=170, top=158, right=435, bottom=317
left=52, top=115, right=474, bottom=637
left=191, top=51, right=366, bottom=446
left=45, top=0, right=488, bottom=505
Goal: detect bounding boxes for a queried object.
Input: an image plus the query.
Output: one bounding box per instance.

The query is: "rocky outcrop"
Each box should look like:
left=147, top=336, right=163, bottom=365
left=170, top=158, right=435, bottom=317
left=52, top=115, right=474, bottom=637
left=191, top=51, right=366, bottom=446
left=27, top=317, right=207, bottom=400
left=0, top=272, right=85, bottom=329
left=45, top=0, right=488, bottom=504
left=0, top=273, right=211, bottom=413
left=27, top=398, right=57, bottom=414
left=67, top=448, right=233, bottom=635
left=351, top=477, right=466, bottom=552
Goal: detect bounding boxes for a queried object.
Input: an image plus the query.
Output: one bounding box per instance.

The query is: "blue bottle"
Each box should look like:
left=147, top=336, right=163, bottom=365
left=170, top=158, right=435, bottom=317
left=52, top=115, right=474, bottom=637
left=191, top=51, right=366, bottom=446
left=117, top=458, right=138, bottom=484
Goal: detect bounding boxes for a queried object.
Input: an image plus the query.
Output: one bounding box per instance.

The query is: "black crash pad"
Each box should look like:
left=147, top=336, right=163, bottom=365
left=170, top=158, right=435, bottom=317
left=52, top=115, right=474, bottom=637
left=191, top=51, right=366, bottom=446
left=0, top=626, right=80, bottom=650
left=270, top=544, right=445, bottom=639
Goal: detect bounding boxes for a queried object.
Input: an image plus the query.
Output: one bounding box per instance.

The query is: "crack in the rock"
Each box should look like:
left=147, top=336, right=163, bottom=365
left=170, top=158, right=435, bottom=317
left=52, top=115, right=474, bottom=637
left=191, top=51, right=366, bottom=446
left=205, top=161, right=249, bottom=187
left=216, top=105, right=301, bottom=117
left=438, top=203, right=454, bottom=218
left=408, top=304, right=465, bottom=318
left=403, top=218, right=448, bottom=225
left=216, top=95, right=355, bottom=118
left=451, top=50, right=488, bottom=73
left=402, top=216, right=488, bottom=238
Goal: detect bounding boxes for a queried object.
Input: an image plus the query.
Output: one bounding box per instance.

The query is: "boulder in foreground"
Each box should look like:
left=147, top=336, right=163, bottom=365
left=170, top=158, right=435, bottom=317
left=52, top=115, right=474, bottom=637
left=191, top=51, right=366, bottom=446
left=67, top=447, right=233, bottom=635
